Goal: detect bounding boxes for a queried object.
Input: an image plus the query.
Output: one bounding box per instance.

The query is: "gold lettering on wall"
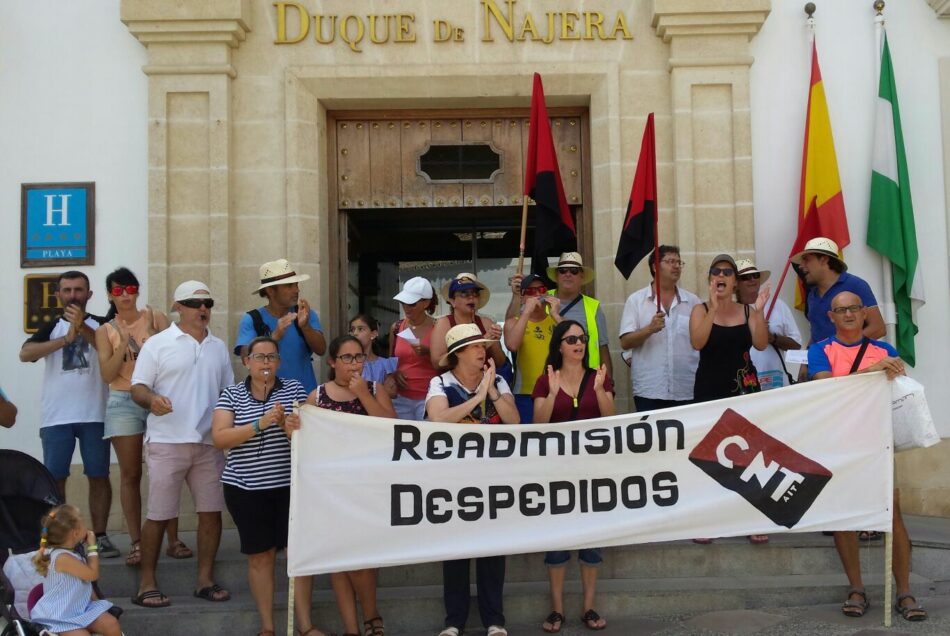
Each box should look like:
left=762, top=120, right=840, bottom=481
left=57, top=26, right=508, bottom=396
left=273, top=2, right=632, bottom=48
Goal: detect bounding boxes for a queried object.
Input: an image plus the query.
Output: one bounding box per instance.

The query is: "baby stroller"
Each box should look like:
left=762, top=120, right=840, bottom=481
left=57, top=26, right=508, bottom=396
left=0, top=449, right=121, bottom=636
left=1, top=449, right=63, bottom=636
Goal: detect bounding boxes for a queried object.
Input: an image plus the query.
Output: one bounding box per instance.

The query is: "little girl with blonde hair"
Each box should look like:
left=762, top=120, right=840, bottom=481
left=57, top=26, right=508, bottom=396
left=31, top=504, right=121, bottom=636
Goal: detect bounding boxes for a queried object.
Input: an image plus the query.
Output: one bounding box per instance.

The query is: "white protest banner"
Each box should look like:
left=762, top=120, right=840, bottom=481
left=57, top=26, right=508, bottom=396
left=288, top=373, right=893, bottom=576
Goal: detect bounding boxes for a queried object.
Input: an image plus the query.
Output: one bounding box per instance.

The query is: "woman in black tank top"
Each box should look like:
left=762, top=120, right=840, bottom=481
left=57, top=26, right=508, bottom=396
left=689, top=255, right=770, bottom=402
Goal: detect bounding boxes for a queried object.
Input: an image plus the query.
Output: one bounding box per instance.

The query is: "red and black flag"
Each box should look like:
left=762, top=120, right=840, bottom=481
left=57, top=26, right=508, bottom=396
left=525, top=73, right=575, bottom=276
left=615, top=113, right=657, bottom=279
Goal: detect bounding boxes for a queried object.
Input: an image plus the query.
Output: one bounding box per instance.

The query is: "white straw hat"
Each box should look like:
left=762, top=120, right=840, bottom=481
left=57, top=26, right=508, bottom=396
left=254, top=259, right=311, bottom=293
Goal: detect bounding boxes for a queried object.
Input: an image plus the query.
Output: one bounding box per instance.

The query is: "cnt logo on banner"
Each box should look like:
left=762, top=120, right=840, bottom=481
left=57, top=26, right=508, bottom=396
left=287, top=373, right=893, bottom=576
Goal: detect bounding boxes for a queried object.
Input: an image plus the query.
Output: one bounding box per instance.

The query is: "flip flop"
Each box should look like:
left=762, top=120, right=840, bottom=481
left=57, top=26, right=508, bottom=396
left=166, top=539, right=194, bottom=559
left=125, top=541, right=142, bottom=566
left=542, top=610, right=564, bottom=633
left=130, top=589, right=171, bottom=608
left=193, top=583, right=230, bottom=602
left=748, top=534, right=770, bottom=544
left=580, top=609, right=607, bottom=631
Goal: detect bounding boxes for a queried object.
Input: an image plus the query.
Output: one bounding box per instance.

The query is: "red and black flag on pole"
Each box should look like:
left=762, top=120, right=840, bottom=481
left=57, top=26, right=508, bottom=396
left=615, top=113, right=657, bottom=280
left=525, top=73, right=576, bottom=277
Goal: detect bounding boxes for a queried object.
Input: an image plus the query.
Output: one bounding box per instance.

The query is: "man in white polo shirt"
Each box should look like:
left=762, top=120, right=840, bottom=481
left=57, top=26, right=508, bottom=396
left=130, top=280, right=234, bottom=608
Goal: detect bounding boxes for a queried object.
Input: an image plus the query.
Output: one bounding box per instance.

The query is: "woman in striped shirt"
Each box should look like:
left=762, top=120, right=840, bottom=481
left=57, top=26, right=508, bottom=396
left=212, top=336, right=320, bottom=636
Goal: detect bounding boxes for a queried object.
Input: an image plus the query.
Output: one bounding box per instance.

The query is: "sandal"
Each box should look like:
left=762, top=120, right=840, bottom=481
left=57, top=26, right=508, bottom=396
left=858, top=530, right=882, bottom=541
left=841, top=588, right=869, bottom=618
left=125, top=540, right=142, bottom=566
left=542, top=611, right=564, bottom=633
left=130, top=589, right=171, bottom=608
left=580, top=609, right=606, bottom=631
left=895, top=594, right=927, bottom=622
left=166, top=539, right=194, bottom=559
left=363, top=615, right=384, bottom=636
left=748, top=534, right=769, bottom=544
left=193, top=583, right=230, bottom=602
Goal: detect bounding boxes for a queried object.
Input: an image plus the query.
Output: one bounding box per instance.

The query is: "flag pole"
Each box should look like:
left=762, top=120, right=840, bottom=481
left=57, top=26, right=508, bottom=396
left=873, top=2, right=898, bottom=345
left=517, top=197, right=529, bottom=275
left=874, top=3, right=894, bottom=627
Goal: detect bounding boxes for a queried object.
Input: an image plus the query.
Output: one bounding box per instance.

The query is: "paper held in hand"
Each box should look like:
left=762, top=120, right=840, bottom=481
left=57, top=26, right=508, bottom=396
left=396, top=327, right=419, bottom=345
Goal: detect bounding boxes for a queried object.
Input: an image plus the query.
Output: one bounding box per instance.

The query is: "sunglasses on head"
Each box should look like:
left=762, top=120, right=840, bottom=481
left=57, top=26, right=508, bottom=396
left=557, top=267, right=582, bottom=276
left=178, top=298, right=214, bottom=309
left=738, top=272, right=761, bottom=281
left=561, top=334, right=590, bottom=345
left=709, top=267, right=735, bottom=277
left=110, top=284, right=139, bottom=297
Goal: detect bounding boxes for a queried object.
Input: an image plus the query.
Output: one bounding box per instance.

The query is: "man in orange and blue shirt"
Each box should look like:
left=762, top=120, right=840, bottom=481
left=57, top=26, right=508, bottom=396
left=807, top=291, right=926, bottom=622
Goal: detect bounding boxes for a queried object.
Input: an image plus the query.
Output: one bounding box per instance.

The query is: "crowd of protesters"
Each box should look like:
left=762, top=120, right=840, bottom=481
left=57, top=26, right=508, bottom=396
left=12, top=239, right=926, bottom=635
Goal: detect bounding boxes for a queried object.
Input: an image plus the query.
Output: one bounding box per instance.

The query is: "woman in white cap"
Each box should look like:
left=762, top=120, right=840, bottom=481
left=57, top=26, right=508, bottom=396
left=430, top=273, right=507, bottom=372
left=426, top=323, right=518, bottom=636
left=689, top=254, right=770, bottom=403
left=388, top=277, right=439, bottom=420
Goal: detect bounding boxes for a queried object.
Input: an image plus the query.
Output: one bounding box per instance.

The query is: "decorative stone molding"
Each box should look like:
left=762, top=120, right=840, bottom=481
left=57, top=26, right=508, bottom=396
left=650, top=0, right=770, bottom=290
left=928, top=0, right=950, bottom=18
left=121, top=0, right=251, bottom=340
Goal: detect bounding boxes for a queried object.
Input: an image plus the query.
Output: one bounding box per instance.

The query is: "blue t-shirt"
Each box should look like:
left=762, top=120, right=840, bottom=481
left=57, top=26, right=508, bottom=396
left=805, top=272, right=878, bottom=344
left=362, top=356, right=398, bottom=383
left=235, top=307, right=322, bottom=393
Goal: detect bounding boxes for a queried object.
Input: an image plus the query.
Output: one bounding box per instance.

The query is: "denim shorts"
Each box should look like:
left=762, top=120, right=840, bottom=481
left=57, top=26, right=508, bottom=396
left=104, top=389, right=148, bottom=438
left=39, top=422, right=110, bottom=480
left=104, top=389, right=148, bottom=439
left=544, top=548, right=603, bottom=566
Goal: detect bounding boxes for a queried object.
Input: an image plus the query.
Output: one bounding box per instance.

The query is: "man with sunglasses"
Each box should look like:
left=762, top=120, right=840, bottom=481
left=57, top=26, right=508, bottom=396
left=19, top=270, right=116, bottom=556
left=503, top=274, right=562, bottom=423
left=735, top=259, right=801, bottom=390
left=544, top=252, right=612, bottom=378
left=807, top=291, right=926, bottom=622
left=130, top=280, right=234, bottom=608
left=618, top=245, right=701, bottom=411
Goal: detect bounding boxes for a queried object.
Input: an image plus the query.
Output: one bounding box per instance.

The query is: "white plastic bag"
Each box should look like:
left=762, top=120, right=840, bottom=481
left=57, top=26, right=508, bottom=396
left=2, top=549, right=42, bottom=618
left=891, top=375, right=941, bottom=452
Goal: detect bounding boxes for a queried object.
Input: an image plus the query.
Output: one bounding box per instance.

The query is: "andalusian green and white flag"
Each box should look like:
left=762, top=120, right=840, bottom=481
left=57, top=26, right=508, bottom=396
left=867, top=33, right=924, bottom=366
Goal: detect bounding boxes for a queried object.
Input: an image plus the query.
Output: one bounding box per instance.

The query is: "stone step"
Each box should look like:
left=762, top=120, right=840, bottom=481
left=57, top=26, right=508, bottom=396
left=111, top=573, right=935, bottom=636
left=96, top=531, right=900, bottom=598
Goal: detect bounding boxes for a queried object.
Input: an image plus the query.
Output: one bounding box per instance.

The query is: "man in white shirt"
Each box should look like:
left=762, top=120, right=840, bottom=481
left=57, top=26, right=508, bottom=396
left=735, top=259, right=801, bottom=390
left=19, top=270, right=117, bottom=557
left=618, top=246, right=701, bottom=411
left=130, top=280, right=234, bottom=608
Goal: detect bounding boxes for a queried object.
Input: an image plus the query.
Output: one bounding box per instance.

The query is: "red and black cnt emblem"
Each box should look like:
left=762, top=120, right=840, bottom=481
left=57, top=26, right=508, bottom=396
left=688, top=409, right=832, bottom=528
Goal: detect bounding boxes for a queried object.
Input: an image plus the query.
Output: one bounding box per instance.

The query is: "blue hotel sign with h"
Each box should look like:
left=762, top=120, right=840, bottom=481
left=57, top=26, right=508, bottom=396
left=21, top=182, right=95, bottom=267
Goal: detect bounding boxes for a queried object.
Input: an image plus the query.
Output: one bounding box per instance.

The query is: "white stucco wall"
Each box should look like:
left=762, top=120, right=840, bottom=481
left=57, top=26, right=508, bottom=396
left=0, top=0, right=148, bottom=456
left=750, top=0, right=950, bottom=434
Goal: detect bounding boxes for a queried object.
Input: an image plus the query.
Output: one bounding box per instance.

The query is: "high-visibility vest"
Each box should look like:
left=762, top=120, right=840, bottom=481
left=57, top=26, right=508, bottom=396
left=548, top=292, right=601, bottom=368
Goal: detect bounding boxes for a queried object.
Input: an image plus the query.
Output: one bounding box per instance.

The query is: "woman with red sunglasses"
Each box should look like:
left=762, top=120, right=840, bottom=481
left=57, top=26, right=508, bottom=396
left=94, top=267, right=191, bottom=566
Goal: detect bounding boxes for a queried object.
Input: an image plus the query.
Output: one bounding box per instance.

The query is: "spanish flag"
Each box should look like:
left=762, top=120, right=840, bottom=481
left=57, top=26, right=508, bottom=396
left=792, top=42, right=850, bottom=309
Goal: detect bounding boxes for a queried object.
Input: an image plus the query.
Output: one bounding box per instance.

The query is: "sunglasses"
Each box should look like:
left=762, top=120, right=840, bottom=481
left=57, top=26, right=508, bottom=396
left=335, top=353, right=367, bottom=364
left=110, top=284, right=139, bottom=297
left=248, top=353, right=280, bottom=362
left=561, top=334, right=590, bottom=345
left=738, top=273, right=761, bottom=281
left=522, top=286, right=547, bottom=296
left=178, top=298, right=214, bottom=309
left=455, top=289, right=480, bottom=299
left=557, top=267, right=582, bottom=276
left=709, top=267, right=736, bottom=277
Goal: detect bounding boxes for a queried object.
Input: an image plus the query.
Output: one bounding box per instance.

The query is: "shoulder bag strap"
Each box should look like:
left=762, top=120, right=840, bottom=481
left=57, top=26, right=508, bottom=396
left=848, top=338, right=871, bottom=375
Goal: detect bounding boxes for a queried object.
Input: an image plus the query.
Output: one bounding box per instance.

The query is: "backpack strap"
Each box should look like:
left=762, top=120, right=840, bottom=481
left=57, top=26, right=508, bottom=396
left=849, top=338, right=871, bottom=375
left=248, top=309, right=271, bottom=337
